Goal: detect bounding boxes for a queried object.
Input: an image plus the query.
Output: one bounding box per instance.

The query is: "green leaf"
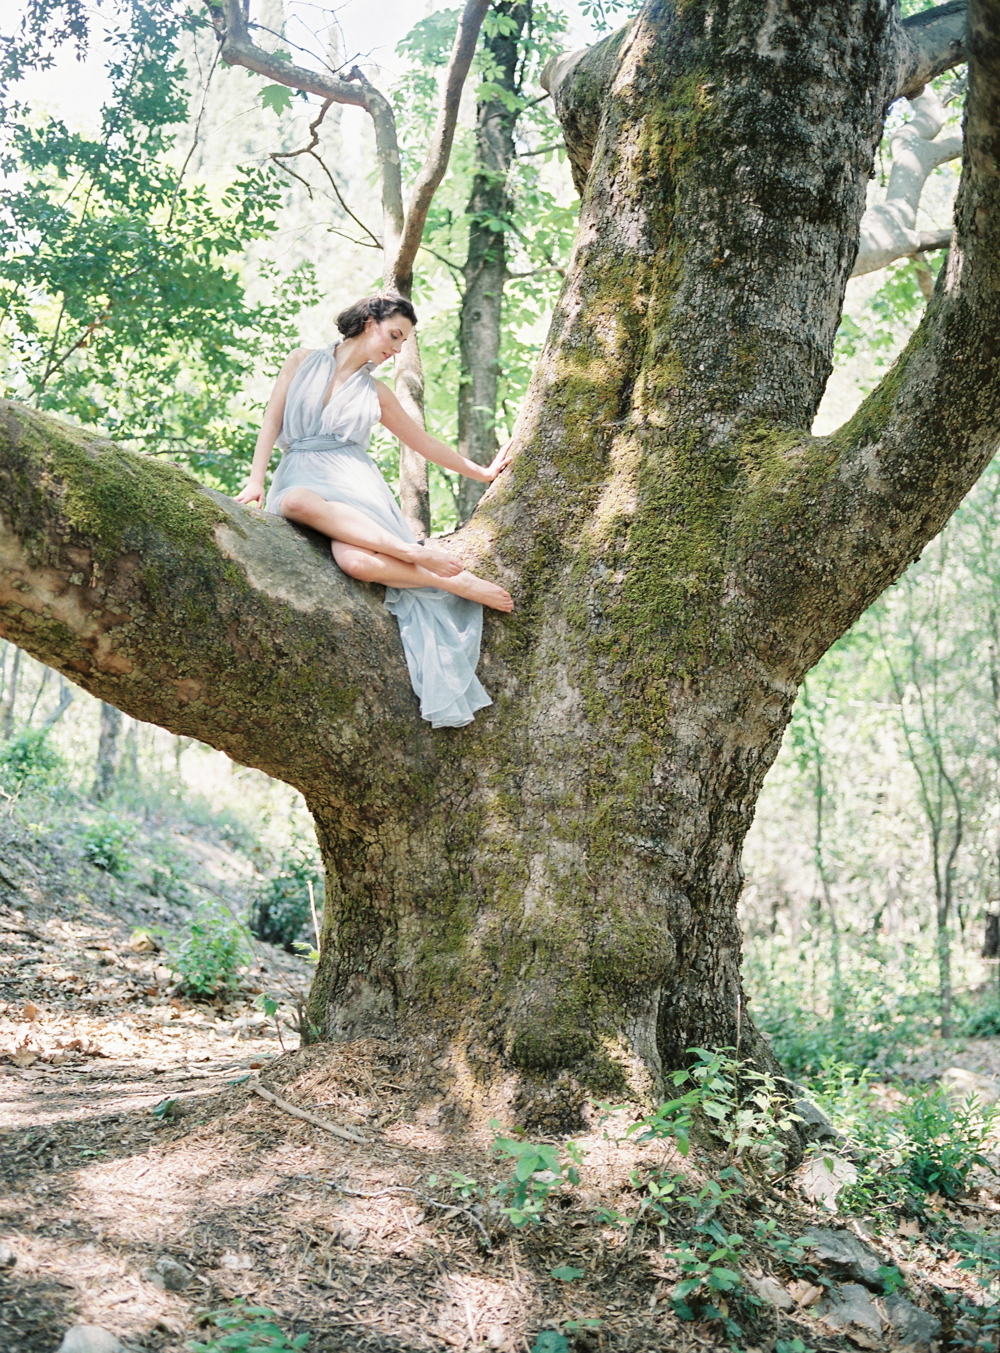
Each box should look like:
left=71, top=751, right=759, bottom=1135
left=514, top=1152, right=541, bottom=1181
left=550, top=1265, right=584, bottom=1282
left=259, top=83, right=293, bottom=115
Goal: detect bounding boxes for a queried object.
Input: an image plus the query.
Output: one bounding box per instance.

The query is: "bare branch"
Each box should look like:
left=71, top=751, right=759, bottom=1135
left=852, top=88, right=962, bottom=276
left=391, top=0, right=492, bottom=291
left=270, top=100, right=382, bottom=251
left=206, top=0, right=405, bottom=258
left=895, top=1, right=967, bottom=101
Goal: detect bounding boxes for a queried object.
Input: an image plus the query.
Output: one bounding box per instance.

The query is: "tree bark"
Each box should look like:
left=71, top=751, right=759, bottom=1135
left=1, top=645, right=20, bottom=739
left=94, top=701, right=123, bottom=801
left=457, top=1, right=532, bottom=525
left=2, top=0, right=1000, bottom=1128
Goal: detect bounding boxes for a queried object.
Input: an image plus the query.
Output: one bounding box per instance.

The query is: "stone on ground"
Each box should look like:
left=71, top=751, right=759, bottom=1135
left=883, top=1292, right=942, bottom=1346
left=0, top=1239, right=16, bottom=1268
left=56, top=1327, right=125, bottom=1353
left=815, top=1282, right=884, bottom=1346
left=939, top=1067, right=1000, bottom=1107
left=800, top=1225, right=884, bottom=1286
left=794, top=1097, right=842, bottom=1144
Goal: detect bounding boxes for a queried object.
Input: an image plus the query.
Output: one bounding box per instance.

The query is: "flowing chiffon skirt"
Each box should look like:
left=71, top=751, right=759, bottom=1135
left=266, top=435, right=491, bottom=728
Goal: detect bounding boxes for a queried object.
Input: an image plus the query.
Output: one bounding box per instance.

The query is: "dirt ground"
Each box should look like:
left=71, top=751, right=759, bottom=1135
left=2, top=821, right=998, bottom=1353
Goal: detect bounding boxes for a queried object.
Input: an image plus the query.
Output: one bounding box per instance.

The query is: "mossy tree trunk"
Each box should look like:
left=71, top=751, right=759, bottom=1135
left=0, top=0, right=997, bottom=1125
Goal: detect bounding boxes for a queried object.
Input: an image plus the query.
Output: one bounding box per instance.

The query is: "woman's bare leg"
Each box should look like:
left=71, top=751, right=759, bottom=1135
left=279, top=488, right=462, bottom=578
left=332, top=542, right=513, bottom=613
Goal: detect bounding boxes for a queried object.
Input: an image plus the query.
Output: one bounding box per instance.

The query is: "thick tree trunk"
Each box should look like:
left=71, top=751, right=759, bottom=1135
left=456, top=1, right=531, bottom=525
left=93, top=701, right=123, bottom=801
left=0, top=0, right=995, bottom=1128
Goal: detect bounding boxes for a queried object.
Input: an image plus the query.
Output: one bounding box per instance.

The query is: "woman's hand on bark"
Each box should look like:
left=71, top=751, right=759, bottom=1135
left=235, top=479, right=265, bottom=508
left=482, top=440, right=514, bottom=482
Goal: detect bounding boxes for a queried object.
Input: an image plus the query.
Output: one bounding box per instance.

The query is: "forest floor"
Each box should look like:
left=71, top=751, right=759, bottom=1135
left=3, top=813, right=1000, bottom=1352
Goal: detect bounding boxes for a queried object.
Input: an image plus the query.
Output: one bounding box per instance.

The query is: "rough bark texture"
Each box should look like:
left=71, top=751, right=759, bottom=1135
left=457, top=1, right=532, bottom=525
left=2, top=0, right=999, bottom=1128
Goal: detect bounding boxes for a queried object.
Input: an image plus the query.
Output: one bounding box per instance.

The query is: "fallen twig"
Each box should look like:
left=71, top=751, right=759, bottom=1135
left=250, top=1081, right=366, bottom=1144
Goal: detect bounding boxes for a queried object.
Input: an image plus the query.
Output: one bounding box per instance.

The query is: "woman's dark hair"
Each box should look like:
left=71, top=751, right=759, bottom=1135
left=335, top=294, right=418, bottom=339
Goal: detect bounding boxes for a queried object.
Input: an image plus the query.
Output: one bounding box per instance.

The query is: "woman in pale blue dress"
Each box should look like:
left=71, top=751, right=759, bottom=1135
left=235, top=294, right=513, bottom=729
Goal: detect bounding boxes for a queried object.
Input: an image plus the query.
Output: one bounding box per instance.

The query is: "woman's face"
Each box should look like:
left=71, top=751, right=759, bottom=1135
left=364, top=314, right=413, bottom=365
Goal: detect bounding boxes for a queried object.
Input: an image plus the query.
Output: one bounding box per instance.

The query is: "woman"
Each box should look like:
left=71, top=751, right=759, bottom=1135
left=235, top=294, right=513, bottom=729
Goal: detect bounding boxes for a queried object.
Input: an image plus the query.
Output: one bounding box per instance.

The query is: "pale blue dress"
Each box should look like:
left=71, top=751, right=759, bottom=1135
left=265, top=346, right=492, bottom=729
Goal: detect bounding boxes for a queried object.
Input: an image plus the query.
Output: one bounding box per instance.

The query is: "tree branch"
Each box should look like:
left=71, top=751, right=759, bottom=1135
left=206, top=0, right=405, bottom=257
left=740, top=0, right=1000, bottom=678
left=0, top=401, right=431, bottom=792
left=895, top=1, right=968, bottom=101
left=540, top=25, right=631, bottom=196
left=390, top=0, right=492, bottom=291
left=852, top=87, right=962, bottom=276
left=544, top=6, right=968, bottom=198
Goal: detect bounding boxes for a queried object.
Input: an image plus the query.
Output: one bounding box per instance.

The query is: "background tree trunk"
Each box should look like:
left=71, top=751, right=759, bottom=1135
left=93, top=702, right=123, bottom=801
left=0, top=645, right=18, bottom=739
left=0, top=0, right=995, bottom=1127
left=456, top=1, right=532, bottom=525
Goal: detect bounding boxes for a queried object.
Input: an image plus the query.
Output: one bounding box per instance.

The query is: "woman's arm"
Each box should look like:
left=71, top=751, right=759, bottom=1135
left=235, top=348, right=310, bottom=506
left=376, top=381, right=512, bottom=483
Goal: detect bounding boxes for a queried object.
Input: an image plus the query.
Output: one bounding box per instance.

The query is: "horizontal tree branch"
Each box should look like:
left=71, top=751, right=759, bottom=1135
left=895, top=1, right=968, bottom=100
left=0, top=402, right=433, bottom=797
left=852, top=87, right=962, bottom=275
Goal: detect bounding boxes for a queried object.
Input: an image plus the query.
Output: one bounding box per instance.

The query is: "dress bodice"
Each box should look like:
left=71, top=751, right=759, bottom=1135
left=279, top=345, right=382, bottom=450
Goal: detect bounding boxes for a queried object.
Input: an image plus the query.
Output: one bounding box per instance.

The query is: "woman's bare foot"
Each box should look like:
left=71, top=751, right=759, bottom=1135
left=407, top=541, right=463, bottom=578
left=457, top=571, right=514, bottom=612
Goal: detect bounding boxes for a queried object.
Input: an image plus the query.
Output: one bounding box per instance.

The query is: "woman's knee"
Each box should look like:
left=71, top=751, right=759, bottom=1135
left=333, top=543, right=381, bottom=582
left=279, top=487, right=317, bottom=519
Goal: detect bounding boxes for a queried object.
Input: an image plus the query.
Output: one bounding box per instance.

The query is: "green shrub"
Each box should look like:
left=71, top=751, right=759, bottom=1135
left=808, top=1065, right=998, bottom=1209
left=248, top=844, right=323, bottom=952
left=626, top=1047, right=799, bottom=1173
left=167, top=904, right=248, bottom=998
left=188, top=1301, right=307, bottom=1352
left=0, top=729, right=63, bottom=788
left=964, top=1002, right=1000, bottom=1038
left=490, top=1126, right=583, bottom=1227
left=83, top=817, right=134, bottom=876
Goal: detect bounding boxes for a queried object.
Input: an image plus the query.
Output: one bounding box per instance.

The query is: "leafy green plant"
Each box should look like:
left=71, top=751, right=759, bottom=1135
left=812, top=1071, right=998, bottom=1211
left=247, top=844, right=323, bottom=952
left=965, top=1002, right=1000, bottom=1038
left=627, top=1048, right=798, bottom=1173
left=528, top=1334, right=568, bottom=1353
left=669, top=1217, right=745, bottom=1338
left=151, top=1097, right=179, bottom=1122
left=83, top=817, right=134, bottom=876
left=167, top=904, right=248, bottom=998
left=490, top=1123, right=582, bottom=1227
left=187, top=1301, right=307, bottom=1352
left=0, top=729, right=63, bottom=788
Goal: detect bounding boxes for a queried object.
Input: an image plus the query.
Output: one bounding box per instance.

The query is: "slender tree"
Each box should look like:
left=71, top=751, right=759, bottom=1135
left=456, top=2, right=533, bottom=523
left=0, top=1, right=995, bottom=1125
left=93, top=702, right=123, bottom=801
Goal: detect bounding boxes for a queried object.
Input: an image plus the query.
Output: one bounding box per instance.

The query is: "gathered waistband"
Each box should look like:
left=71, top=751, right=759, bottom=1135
left=285, top=435, right=367, bottom=455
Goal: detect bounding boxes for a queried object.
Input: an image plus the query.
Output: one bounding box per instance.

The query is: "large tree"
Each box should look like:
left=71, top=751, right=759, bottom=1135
left=0, top=0, right=994, bottom=1125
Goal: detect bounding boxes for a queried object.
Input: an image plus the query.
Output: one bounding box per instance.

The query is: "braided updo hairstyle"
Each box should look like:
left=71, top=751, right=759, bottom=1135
left=335, top=293, right=418, bottom=339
